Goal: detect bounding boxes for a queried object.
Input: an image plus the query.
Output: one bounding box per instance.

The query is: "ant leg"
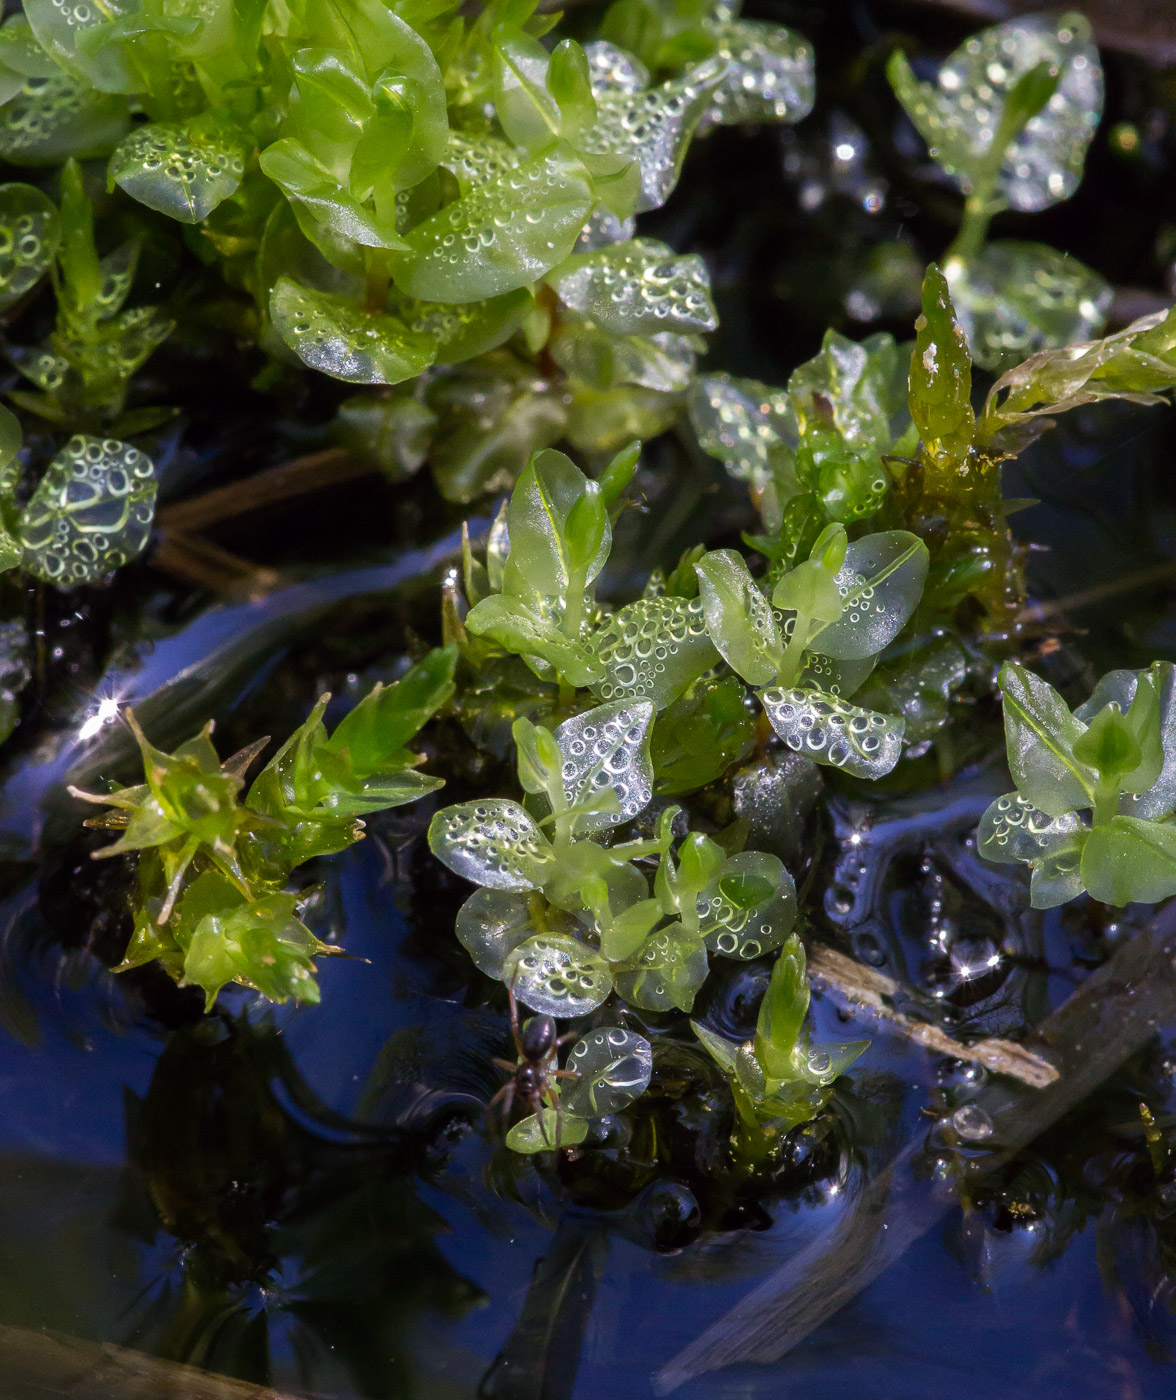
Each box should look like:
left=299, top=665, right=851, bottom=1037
left=554, top=1030, right=580, bottom=1048
left=534, top=1090, right=552, bottom=1147
left=491, top=1057, right=516, bottom=1075
left=506, top=974, right=525, bottom=1059
left=552, top=1069, right=580, bottom=1080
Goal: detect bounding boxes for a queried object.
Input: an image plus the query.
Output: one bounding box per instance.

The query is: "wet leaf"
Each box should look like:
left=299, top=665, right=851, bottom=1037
left=998, top=661, right=1095, bottom=817
left=506, top=1109, right=589, bottom=1152
left=909, top=263, right=974, bottom=473
left=547, top=238, right=716, bottom=336
left=391, top=144, right=594, bottom=303
left=759, top=686, right=905, bottom=779
left=887, top=12, right=1103, bottom=212
left=428, top=798, right=555, bottom=890
left=20, top=434, right=156, bottom=587
left=578, top=56, right=725, bottom=212
left=455, top=888, right=537, bottom=978
left=584, top=40, right=649, bottom=95
left=110, top=121, right=247, bottom=223
left=694, top=549, right=784, bottom=687
left=613, top=924, right=708, bottom=1012
left=0, top=71, right=128, bottom=165
left=697, top=850, right=797, bottom=959
left=0, top=182, right=58, bottom=311
left=1080, top=816, right=1176, bottom=906
left=554, top=698, right=654, bottom=830
left=503, top=932, right=613, bottom=1014
left=700, top=21, right=815, bottom=131
left=270, top=278, right=435, bottom=385
left=978, top=792, right=1085, bottom=864
left=688, top=372, right=795, bottom=488
left=810, top=530, right=929, bottom=661
left=182, top=891, right=326, bottom=1010
left=946, top=240, right=1112, bottom=371
left=589, top=594, right=717, bottom=710
left=562, top=1025, right=652, bottom=1117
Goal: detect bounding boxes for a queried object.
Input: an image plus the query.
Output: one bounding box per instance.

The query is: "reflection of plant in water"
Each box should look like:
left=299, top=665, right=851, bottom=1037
left=121, top=1016, right=484, bottom=1394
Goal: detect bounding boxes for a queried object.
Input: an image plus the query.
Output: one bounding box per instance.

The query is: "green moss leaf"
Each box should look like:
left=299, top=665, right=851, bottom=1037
left=562, top=1026, right=652, bottom=1117
left=0, top=71, right=129, bottom=165
left=978, top=791, right=1085, bottom=864
left=548, top=237, right=716, bottom=336
left=554, top=697, right=654, bottom=830
left=391, top=144, right=594, bottom=303
left=110, top=121, right=247, bottom=223
left=503, top=932, right=614, bottom=1014
left=688, top=371, right=795, bottom=489
left=270, top=278, right=435, bottom=385
left=887, top=12, right=1102, bottom=212
left=428, top=797, right=555, bottom=891
left=613, top=924, right=708, bottom=1011
left=909, top=263, right=975, bottom=473
left=694, top=548, right=783, bottom=687
left=589, top=593, right=717, bottom=710
left=0, top=182, right=59, bottom=312
left=810, top=530, right=929, bottom=661
left=20, top=434, right=156, bottom=586
left=759, top=686, right=905, bottom=779
left=700, top=21, right=814, bottom=131
left=698, top=850, right=796, bottom=960
left=455, top=888, right=538, bottom=978
left=1080, top=816, right=1176, bottom=907
left=945, top=241, right=1111, bottom=372
left=506, top=1109, right=589, bottom=1152
left=998, top=661, right=1095, bottom=817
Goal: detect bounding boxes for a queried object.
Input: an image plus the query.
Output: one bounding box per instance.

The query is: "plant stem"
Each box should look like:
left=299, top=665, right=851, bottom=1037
left=364, top=251, right=389, bottom=314
left=776, top=609, right=811, bottom=690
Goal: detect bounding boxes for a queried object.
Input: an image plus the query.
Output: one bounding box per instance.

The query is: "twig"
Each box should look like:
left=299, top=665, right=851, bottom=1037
left=807, top=942, right=1058, bottom=1089
left=654, top=900, right=1176, bottom=1394
left=0, top=1323, right=325, bottom=1399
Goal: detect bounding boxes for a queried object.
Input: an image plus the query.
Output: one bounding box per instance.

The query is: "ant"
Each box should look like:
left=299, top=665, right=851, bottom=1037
left=489, top=979, right=580, bottom=1148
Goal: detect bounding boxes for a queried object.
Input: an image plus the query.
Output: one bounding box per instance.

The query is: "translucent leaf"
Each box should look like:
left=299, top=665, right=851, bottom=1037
left=1029, top=835, right=1086, bottom=909
left=910, top=264, right=974, bottom=474
left=428, top=798, right=555, bottom=890
left=20, top=435, right=156, bottom=587
left=998, top=661, right=1095, bottom=817
left=694, top=549, right=783, bottom=687
left=651, top=672, right=756, bottom=794
left=182, top=891, right=326, bottom=1010
left=810, top=530, right=929, bottom=661
left=945, top=241, right=1112, bottom=372
left=575, top=207, right=637, bottom=251
left=688, top=372, right=795, bottom=488
left=0, top=72, right=128, bottom=166
left=698, top=850, right=797, bottom=959
left=589, top=594, right=718, bottom=710
left=584, top=40, right=649, bottom=94
left=0, top=182, right=58, bottom=312
left=391, top=144, right=594, bottom=303
left=110, top=122, right=247, bottom=224
left=402, top=288, right=532, bottom=365
left=1081, top=817, right=1176, bottom=907
left=699, top=21, right=815, bottom=131
left=562, top=1025, right=652, bottom=1117
left=454, top=888, right=537, bottom=978
left=978, top=791, right=1085, bottom=864
left=855, top=636, right=966, bottom=740
left=798, top=652, right=876, bottom=701
left=887, top=13, right=1102, bottom=213
left=1079, top=663, right=1176, bottom=821
left=554, top=697, right=654, bottom=830
left=790, top=330, right=909, bottom=453
left=270, top=278, right=435, bottom=385
left=439, top=131, right=519, bottom=191
left=578, top=56, right=726, bottom=213
left=502, top=447, right=611, bottom=604
left=547, top=237, right=716, bottom=336
left=506, top=1109, right=589, bottom=1153
left=613, top=925, right=708, bottom=1012
left=502, top=932, right=613, bottom=1015
left=24, top=0, right=137, bottom=93
left=760, top=686, right=904, bottom=779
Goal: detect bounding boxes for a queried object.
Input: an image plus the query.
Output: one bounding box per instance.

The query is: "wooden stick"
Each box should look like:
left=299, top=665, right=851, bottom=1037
left=0, top=1323, right=326, bottom=1400
left=807, top=943, right=1058, bottom=1089
left=654, top=901, right=1176, bottom=1394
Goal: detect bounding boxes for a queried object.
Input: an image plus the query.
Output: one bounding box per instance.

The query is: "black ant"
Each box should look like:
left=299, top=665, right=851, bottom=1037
left=489, top=979, right=580, bottom=1147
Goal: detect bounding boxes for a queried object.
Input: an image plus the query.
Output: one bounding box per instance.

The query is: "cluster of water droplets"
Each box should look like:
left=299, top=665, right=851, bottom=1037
left=555, top=698, right=654, bottom=830
left=697, top=852, right=797, bottom=960
left=0, top=185, right=57, bottom=310
left=551, top=238, right=717, bottom=337
left=112, top=123, right=245, bottom=223
left=271, top=280, right=433, bottom=385
left=429, top=798, right=554, bottom=891
left=563, top=1026, right=653, bottom=1117
left=613, top=926, right=707, bottom=1012
left=978, top=791, right=1084, bottom=864
left=0, top=72, right=123, bottom=162
left=688, top=372, right=796, bottom=487
left=590, top=595, right=714, bottom=707
left=19, top=435, right=157, bottom=586
left=760, top=686, right=903, bottom=780
left=503, top=932, right=613, bottom=1016
left=698, top=19, right=815, bottom=131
